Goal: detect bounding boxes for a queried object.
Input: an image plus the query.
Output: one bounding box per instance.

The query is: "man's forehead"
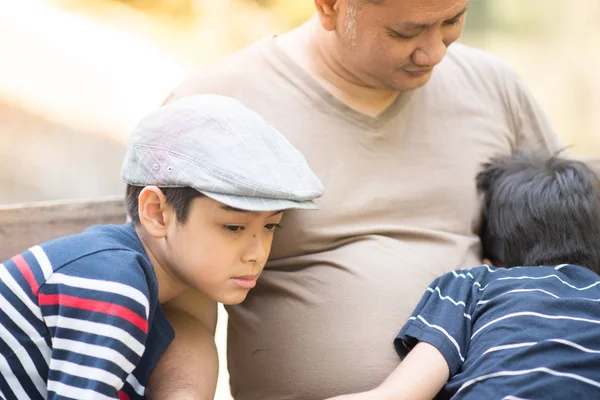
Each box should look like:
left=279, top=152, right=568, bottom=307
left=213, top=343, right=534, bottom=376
left=363, top=0, right=468, bottom=19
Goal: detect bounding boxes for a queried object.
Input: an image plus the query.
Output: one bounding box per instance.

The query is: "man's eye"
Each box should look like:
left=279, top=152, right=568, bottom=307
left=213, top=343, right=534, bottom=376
left=444, top=18, right=462, bottom=26
left=225, top=225, right=244, bottom=232
left=388, top=29, right=418, bottom=40
left=265, top=223, right=282, bottom=232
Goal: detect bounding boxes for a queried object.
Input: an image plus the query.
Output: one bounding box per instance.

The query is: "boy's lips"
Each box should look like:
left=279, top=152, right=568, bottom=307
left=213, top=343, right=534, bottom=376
left=232, top=274, right=259, bottom=289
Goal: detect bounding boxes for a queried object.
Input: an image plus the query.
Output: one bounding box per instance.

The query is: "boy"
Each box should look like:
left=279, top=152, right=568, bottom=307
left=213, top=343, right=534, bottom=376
left=0, top=95, right=324, bottom=400
left=328, top=151, right=600, bottom=399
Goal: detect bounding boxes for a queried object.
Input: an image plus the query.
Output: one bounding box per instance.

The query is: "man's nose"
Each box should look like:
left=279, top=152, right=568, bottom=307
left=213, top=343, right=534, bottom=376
left=411, top=31, right=447, bottom=68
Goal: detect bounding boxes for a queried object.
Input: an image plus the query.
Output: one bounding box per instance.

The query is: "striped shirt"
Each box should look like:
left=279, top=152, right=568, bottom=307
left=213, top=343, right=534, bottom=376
left=396, top=264, right=600, bottom=399
left=0, top=223, right=174, bottom=400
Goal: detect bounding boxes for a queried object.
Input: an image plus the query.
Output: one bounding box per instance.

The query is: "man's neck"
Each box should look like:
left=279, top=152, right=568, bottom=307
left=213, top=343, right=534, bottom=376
left=275, top=17, right=399, bottom=118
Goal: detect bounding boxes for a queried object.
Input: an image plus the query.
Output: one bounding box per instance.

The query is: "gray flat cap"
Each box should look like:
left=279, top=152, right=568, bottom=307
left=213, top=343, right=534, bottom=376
left=121, top=95, right=324, bottom=211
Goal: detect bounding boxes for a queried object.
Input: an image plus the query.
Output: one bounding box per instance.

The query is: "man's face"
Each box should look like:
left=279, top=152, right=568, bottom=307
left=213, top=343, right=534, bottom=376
left=164, top=196, right=283, bottom=305
left=331, top=0, right=468, bottom=91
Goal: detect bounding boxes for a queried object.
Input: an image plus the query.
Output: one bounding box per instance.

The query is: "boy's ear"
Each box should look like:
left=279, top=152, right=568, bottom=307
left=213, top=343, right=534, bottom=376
left=476, top=163, right=505, bottom=193
left=138, top=186, right=171, bottom=238
left=314, top=0, right=340, bottom=31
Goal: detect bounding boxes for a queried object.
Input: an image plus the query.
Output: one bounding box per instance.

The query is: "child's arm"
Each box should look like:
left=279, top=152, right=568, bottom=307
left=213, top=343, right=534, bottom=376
left=326, top=341, right=449, bottom=400
left=39, top=252, right=152, bottom=399
left=145, top=289, right=218, bottom=400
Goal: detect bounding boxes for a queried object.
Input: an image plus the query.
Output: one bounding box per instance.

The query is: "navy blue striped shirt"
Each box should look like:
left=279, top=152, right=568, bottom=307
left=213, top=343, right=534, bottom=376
left=0, top=223, right=174, bottom=400
left=396, top=264, right=600, bottom=399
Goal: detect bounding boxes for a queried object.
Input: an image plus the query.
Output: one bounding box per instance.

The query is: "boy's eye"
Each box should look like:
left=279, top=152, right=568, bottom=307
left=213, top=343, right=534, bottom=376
left=265, top=223, right=282, bottom=232
left=225, top=225, right=244, bottom=232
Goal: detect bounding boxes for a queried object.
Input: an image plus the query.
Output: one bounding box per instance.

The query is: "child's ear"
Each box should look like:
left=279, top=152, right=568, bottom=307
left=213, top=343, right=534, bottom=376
left=476, top=163, right=505, bottom=193
left=138, top=186, right=171, bottom=238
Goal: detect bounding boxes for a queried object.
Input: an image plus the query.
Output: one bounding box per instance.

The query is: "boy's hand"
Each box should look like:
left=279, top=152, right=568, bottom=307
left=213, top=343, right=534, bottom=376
left=325, top=390, right=381, bottom=400
left=326, top=342, right=449, bottom=400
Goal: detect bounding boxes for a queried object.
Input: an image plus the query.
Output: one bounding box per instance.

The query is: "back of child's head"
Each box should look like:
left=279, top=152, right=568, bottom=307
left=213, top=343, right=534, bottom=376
left=477, top=150, right=600, bottom=274
left=121, top=95, right=324, bottom=224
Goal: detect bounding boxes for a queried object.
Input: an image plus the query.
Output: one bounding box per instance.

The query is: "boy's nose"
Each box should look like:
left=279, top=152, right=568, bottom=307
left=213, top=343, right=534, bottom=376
left=242, top=235, right=268, bottom=265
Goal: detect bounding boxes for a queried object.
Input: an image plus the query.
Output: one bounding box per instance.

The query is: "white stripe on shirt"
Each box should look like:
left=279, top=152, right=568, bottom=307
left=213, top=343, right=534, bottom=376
left=428, top=287, right=467, bottom=307
left=49, top=359, right=125, bottom=390
left=52, top=338, right=135, bottom=372
left=30, top=245, right=54, bottom=280
left=477, top=288, right=600, bottom=305
left=481, top=342, right=537, bottom=357
left=0, top=292, right=46, bottom=341
left=0, top=263, right=43, bottom=320
left=472, top=311, right=600, bottom=339
left=46, top=273, right=149, bottom=318
left=47, top=380, right=116, bottom=400
left=496, top=275, right=600, bottom=291
left=44, top=315, right=145, bottom=356
left=416, top=315, right=465, bottom=362
left=457, top=367, right=600, bottom=394
left=0, top=323, right=47, bottom=397
left=126, top=373, right=146, bottom=396
left=548, top=339, right=600, bottom=354
left=0, top=352, right=36, bottom=399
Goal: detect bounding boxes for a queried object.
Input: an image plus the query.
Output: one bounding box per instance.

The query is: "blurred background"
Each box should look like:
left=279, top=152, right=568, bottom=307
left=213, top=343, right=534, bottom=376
left=1, top=0, right=599, bottom=204
left=1, top=0, right=599, bottom=398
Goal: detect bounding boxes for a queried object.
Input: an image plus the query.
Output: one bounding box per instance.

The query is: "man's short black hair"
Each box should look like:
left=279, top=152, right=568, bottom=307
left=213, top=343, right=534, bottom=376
left=125, top=185, right=203, bottom=225
left=477, top=150, right=600, bottom=274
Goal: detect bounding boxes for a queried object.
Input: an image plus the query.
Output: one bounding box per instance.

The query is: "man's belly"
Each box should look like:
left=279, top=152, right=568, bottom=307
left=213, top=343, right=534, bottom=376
left=226, top=234, right=480, bottom=400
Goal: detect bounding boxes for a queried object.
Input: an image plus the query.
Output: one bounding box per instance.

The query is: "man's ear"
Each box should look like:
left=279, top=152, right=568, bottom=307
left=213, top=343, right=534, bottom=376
left=138, top=186, right=171, bottom=238
left=314, top=0, right=340, bottom=31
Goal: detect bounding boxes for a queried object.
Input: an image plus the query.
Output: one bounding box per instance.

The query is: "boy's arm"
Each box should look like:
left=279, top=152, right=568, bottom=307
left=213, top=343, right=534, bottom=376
left=326, top=341, right=449, bottom=400
left=39, top=254, right=151, bottom=399
left=328, top=268, right=483, bottom=400
left=145, top=289, right=218, bottom=400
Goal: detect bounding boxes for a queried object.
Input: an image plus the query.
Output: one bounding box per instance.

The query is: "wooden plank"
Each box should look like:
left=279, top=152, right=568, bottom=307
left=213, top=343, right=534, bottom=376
left=0, top=196, right=126, bottom=261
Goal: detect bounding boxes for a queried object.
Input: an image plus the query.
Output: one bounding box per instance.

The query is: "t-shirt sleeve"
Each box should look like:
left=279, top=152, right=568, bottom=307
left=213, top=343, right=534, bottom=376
left=395, top=269, right=480, bottom=376
left=38, top=250, right=151, bottom=400
left=505, top=68, right=565, bottom=153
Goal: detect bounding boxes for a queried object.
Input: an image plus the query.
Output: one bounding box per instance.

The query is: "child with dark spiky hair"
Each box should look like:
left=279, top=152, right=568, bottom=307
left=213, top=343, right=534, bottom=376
left=329, top=151, right=600, bottom=400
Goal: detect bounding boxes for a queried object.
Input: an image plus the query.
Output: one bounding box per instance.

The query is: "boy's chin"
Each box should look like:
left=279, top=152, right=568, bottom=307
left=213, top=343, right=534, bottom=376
left=217, top=289, right=251, bottom=305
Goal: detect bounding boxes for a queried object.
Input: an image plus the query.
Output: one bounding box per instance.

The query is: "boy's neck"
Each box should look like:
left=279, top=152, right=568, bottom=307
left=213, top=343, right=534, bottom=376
left=134, top=225, right=187, bottom=303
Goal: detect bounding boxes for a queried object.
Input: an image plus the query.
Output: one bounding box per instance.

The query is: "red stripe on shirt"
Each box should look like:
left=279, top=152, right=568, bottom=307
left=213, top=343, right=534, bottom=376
left=38, top=293, right=148, bottom=333
left=119, top=390, right=131, bottom=400
left=12, top=254, right=40, bottom=295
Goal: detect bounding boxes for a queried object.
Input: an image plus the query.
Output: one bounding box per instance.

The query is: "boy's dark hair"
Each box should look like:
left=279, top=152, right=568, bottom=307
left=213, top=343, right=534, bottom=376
left=125, top=185, right=203, bottom=225
left=477, top=150, right=600, bottom=274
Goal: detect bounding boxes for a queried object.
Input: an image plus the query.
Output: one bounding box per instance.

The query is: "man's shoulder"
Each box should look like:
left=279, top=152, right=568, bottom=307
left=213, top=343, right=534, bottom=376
left=169, top=37, right=274, bottom=100
left=439, top=42, right=522, bottom=88
left=445, top=43, right=513, bottom=71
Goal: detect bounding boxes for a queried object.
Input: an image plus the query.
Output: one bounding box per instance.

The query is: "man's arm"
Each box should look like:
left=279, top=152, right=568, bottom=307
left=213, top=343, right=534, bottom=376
left=326, top=342, right=449, bottom=400
left=146, top=289, right=218, bottom=400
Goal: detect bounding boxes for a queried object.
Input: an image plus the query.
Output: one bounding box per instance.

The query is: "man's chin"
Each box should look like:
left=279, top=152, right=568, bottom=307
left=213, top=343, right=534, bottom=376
left=388, top=71, right=433, bottom=91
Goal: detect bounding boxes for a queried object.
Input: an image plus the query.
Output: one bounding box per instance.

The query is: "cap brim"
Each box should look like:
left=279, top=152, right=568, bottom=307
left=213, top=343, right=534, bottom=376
left=199, top=190, right=318, bottom=211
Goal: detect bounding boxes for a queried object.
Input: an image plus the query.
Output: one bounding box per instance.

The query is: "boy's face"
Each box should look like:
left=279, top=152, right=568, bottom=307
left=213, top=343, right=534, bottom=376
left=164, top=196, right=283, bottom=305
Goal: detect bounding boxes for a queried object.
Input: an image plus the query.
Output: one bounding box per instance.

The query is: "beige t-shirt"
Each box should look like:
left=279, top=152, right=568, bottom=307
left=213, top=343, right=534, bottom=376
left=169, top=38, right=563, bottom=399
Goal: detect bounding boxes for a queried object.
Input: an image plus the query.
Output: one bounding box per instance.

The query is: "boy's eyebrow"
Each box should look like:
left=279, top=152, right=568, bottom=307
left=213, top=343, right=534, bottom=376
left=402, top=6, right=468, bottom=30
left=221, top=205, right=249, bottom=213
left=220, top=205, right=283, bottom=217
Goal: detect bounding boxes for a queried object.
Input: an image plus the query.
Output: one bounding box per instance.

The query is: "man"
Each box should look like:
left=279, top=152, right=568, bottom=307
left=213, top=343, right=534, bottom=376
left=150, top=0, right=563, bottom=399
